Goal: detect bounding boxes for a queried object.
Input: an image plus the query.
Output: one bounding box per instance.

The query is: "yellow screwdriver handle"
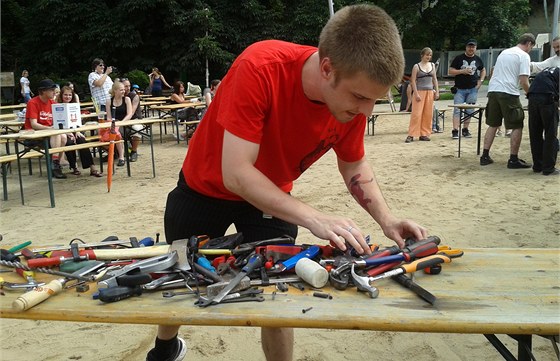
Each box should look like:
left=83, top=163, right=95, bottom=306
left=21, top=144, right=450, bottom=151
left=400, top=254, right=451, bottom=274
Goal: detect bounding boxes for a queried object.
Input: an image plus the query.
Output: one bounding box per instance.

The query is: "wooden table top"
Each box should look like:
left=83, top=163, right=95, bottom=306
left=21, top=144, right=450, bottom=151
left=0, top=248, right=557, bottom=335
left=151, top=102, right=205, bottom=110
left=0, top=104, right=26, bottom=111
left=448, top=103, right=486, bottom=110
left=146, top=96, right=169, bottom=102
left=0, top=114, right=17, bottom=120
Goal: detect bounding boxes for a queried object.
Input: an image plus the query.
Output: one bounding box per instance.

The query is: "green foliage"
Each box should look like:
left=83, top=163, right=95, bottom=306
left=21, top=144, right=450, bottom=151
left=0, top=0, right=533, bottom=96
left=124, top=70, right=150, bottom=91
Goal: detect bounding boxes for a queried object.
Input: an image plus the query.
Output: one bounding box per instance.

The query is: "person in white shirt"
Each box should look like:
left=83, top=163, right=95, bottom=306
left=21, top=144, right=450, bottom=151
left=20, top=70, right=33, bottom=103
left=480, top=33, right=535, bottom=169
left=530, top=36, right=560, bottom=74
left=87, top=58, right=114, bottom=112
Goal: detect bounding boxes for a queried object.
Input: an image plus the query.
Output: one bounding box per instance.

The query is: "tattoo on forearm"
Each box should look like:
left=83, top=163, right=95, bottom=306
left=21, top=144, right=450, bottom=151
left=349, top=174, right=373, bottom=208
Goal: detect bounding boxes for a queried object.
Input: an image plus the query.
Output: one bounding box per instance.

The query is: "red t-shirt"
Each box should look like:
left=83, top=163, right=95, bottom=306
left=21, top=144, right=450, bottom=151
left=183, top=40, right=366, bottom=200
left=24, top=96, right=54, bottom=130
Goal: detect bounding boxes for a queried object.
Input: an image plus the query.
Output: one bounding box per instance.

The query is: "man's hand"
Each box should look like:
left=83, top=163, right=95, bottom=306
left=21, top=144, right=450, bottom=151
left=306, top=214, right=371, bottom=255
left=381, top=218, right=428, bottom=249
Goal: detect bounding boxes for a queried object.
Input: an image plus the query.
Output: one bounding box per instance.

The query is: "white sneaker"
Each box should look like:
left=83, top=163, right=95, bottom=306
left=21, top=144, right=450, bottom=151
left=145, top=337, right=187, bottom=361
left=170, top=337, right=187, bottom=361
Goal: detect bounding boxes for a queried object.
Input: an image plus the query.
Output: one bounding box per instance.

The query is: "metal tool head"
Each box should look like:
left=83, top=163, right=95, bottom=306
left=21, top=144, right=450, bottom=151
left=350, top=264, right=379, bottom=298
left=170, top=239, right=191, bottom=271
left=206, top=276, right=251, bottom=298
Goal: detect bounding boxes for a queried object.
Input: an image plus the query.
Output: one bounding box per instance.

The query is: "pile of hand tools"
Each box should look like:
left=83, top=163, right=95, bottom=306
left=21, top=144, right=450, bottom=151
left=0, top=233, right=463, bottom=311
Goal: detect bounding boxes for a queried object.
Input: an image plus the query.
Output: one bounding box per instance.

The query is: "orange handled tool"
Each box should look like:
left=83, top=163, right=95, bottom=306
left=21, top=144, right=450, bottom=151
left=367, top=254, right=452, bottom=283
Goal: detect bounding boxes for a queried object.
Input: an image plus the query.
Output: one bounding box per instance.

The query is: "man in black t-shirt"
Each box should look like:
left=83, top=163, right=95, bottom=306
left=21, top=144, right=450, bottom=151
left=448, top=39, right=486, bottom=139
left=527, top=67, right=559, bottom=175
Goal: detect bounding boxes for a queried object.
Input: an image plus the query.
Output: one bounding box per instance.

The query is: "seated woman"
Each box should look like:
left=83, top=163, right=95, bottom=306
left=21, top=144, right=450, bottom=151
left=57, top=85, right=102, bottom=177
left=170, top=81, right=199, bottom=140
left=101, top=81, right=129, bottom=166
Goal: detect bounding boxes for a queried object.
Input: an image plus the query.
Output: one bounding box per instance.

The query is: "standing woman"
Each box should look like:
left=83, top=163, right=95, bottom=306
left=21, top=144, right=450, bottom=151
left=20, top=70, right=34, bottom=103
left=405, top=47, right=439, bottom=143
left=102, top=80, right=130, bottom=166
left=57, top=86, right=103, bottom=177
left=149, top=68, right=172, bottom=97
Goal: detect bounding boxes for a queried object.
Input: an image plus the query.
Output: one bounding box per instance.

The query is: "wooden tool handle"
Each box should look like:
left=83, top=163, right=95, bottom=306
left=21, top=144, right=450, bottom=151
left=12, top=279, right=64, bottom=312
left=89, top=245, right=169, bottom=260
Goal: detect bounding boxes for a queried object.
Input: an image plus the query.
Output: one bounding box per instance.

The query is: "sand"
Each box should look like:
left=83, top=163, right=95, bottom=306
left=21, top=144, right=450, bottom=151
left=0, top=95, right=558, bottom=360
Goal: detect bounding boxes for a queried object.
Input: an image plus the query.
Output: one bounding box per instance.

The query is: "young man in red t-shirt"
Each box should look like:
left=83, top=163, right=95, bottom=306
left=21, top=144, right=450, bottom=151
left=24, top=78, right=68, bottom=179
left=148, top=5, right=429, bottom=361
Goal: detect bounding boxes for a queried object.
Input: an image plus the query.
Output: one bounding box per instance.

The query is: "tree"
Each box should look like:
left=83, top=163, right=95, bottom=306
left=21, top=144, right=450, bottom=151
left=0, top=0, right=533, bottom=102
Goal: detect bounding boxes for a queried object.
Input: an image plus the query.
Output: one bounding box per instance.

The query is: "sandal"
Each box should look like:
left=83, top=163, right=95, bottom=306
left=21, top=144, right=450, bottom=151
left=71, top=168, right=81, bottom=175
left=90, top=170, right=103, bottom=178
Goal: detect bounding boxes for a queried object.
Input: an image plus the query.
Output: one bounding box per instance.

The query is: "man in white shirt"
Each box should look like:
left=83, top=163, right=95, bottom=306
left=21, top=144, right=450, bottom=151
left=480, top=33, right=535, bottom=169
left=87, top=58, right=114, bottom=112
left=530, top=36, right=560, bottom=74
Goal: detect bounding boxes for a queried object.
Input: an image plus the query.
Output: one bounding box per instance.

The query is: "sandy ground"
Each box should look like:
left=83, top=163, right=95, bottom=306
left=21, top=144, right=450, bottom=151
left=0, top=96, right=558, bottom=360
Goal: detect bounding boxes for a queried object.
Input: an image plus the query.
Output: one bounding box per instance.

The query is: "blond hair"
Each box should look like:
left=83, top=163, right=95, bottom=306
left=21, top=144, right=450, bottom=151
left=420, top=47, right=432, bottom=58
left=109, top=80, right=123, bottom=97
left=318, top=4, right=404, bottom=86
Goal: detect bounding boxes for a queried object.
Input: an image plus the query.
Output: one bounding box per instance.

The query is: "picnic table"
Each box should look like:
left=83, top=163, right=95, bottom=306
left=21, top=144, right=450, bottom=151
left=0, top=247, right=557, bottom=361
left=0, top=104, right=26, bottom=111
left=150, top=102, right=206, bottom=144
left=0, top=117, right=166, bottom=207
left=448, top=103, right=486, bottom=158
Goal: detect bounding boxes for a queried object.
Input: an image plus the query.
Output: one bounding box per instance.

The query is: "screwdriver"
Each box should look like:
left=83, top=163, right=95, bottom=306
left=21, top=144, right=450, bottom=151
left=360, top=238, right=440, bottom=268
left=367, top=254, right=452, bottom=283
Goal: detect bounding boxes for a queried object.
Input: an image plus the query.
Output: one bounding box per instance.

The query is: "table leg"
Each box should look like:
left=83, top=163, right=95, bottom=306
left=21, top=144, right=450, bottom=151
left=44, top=139, right=55, bottom=208
left=477, top=109, right=483, bottom=155
left=175, top=110, right=180, bottom=144
left=14, top=141, right=24, bottom=205
left=148, top=124, right=155, bottom=178
left=123, top=127, right=131, bottom=177
left=457, top=110, right=463, bottom=158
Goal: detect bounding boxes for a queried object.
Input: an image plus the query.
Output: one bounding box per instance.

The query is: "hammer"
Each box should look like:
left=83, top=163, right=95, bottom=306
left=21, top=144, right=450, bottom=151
left=350, top=264, right=379, bottom=298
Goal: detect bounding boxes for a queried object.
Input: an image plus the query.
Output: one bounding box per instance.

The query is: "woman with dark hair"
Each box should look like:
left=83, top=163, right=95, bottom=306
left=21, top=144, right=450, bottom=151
left=57, top=85, right=102, bottom=177
left=149, top=67, right=172, bottom=97
left=169, top=81, right=188, bottom=104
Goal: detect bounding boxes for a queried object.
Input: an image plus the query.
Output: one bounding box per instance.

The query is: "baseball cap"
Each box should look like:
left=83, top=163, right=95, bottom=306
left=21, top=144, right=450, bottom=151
left=466, top=39, right=477, bottom=46
left=37, top=79, right=57, bottom=90
left=132, top=84, right=140, bottom=89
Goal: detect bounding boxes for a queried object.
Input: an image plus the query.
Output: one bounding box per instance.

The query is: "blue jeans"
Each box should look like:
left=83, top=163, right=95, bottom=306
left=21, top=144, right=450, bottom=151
left=453, top=87, right=479, bottom=118
left=23, top=93, right=31, bottom=103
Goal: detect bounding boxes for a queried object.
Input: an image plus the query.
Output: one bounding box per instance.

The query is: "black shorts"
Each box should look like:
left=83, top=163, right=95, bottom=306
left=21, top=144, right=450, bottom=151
left=164, top=172, right=298, bottom=244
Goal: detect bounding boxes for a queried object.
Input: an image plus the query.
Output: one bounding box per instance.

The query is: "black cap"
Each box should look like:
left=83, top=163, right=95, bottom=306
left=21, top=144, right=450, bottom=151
left=37, top=79, right=57, bottom=90
left=466, top=39, right=477, bottom=46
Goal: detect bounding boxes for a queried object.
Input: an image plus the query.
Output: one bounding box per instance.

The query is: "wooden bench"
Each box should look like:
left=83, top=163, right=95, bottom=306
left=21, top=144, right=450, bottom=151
left=177, top=120, right=201, bottom=144
left=367, top=112, right=410, bottom=135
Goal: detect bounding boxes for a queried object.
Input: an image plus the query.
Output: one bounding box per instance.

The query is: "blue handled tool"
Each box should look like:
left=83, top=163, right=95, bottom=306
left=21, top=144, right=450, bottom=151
left=269, top=245, right=321, bottom=273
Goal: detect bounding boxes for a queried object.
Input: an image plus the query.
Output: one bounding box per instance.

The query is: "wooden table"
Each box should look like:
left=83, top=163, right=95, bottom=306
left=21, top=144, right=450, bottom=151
left=0, top=104, right=26, bottom=111
left=151, top=102, right=206, bottom=143
left=139, top=100, right=166, bottom=118
left=147, top=96, right=169, bottom=102
left=0, top=120, right=23, bottom=134
left=448, top=103, right=486, bottom=158
left=0, top=117, right=172, bottom=207
left=0, top=113, right=17, bottom=121
left=0, top=248, right=557, bottom=361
